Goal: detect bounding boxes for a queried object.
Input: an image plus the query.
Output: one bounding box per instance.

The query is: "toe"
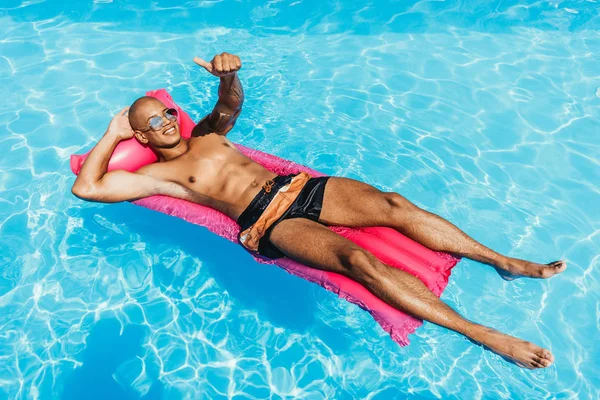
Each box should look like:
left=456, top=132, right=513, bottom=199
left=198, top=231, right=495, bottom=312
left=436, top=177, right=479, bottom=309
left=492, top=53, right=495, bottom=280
left=533, top=356, right=552, bottom=368
left=549, top=260, right=567, bottom=270
left=531, top=360, right=545, bottom=369
left=540, top=358, right=552, bottom=367
left=540, top=261, right=566, bottom=278
left=540, top=348, right=554, bottom=363
left=518, top=361, right=535, bottom=370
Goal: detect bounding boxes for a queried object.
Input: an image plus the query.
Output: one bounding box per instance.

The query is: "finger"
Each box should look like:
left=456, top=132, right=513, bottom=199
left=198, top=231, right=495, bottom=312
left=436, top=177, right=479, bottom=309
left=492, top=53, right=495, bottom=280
left=227, top=55, right=237, bottom=72
left=213, top=55, right=223, bottom=74
left=193, top=56, right=212, bottom=72
left=222, top=56, right=231, bottom=73
left=234, top=56, right=241, bottom=69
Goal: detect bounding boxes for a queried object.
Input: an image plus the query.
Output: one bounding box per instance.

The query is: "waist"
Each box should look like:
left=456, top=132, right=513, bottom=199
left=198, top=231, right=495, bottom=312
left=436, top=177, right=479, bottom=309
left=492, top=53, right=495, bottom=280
left=236, top=174, right=298, bottom=229
left=200, top=168, right=277, bottom=219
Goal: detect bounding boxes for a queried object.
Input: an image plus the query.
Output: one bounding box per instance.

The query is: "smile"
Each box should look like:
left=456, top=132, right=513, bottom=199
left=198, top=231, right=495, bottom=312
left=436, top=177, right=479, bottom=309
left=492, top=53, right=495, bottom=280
left=164, top=126, right=176, bottom=135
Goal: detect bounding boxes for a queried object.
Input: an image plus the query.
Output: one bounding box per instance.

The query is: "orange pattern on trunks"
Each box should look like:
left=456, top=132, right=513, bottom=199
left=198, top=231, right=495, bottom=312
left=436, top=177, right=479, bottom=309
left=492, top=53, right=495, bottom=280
left=239, top=172, right=311, bottom=252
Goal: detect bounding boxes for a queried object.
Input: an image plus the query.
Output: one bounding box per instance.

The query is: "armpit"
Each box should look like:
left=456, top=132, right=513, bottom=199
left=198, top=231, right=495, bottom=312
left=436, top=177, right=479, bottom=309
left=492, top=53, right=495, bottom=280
left=191, top=115, right=214, bottom=137
left=159, top=181, right=194, bottom=201
left=192, top=104, right=241, bottom=137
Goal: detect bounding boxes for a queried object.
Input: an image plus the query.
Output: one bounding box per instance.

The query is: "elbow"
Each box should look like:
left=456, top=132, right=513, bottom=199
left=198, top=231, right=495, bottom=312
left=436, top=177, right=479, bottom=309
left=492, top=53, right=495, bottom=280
left=71, top=182, right=97, bottom=201
left=236, top=96, right=244, bottom=110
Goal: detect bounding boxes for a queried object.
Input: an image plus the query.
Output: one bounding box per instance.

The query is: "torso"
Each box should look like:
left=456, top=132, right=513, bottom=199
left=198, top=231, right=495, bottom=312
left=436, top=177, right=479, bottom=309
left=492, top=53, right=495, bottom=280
left=142, top=134, right=277, bottom=220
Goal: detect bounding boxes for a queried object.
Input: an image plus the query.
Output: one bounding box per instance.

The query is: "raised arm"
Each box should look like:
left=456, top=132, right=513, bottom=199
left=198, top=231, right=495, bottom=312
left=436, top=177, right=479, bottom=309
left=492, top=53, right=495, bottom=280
left=191, top=52, right=244, bottom=137
left=71, top=107, right=170, bottom=203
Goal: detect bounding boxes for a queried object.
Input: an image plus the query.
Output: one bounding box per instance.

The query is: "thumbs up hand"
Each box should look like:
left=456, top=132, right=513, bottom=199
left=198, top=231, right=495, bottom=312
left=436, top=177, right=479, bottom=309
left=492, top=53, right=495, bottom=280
left=194, top=53, right=242, bottom=78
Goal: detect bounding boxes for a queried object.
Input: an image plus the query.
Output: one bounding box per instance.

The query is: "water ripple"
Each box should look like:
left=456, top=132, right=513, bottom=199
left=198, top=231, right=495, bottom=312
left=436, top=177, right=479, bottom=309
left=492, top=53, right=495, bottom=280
left=1, top=1, right=599, bottom=399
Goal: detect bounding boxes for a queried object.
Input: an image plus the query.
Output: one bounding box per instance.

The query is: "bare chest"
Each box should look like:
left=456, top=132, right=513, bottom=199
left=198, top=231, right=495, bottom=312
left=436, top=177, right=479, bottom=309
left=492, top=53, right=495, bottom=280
left=163, top=137, right=251, bottom=195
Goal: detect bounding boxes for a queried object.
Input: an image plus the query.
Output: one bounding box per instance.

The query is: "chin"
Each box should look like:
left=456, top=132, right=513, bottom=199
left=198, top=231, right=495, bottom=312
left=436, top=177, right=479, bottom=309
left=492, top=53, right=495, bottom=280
left=163, top=135, right=181, bottom=148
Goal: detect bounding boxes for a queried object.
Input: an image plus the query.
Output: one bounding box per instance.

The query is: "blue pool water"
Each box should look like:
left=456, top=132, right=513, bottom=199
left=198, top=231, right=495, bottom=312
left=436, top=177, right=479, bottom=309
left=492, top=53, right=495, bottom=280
left=1, top=0, right=599, bottom=398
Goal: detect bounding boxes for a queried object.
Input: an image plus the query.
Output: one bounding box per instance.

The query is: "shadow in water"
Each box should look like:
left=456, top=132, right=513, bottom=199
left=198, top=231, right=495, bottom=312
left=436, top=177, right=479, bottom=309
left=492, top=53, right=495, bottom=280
left=79, top=202, right=351, bottom=353
left=61, top=318, right=163, bottom=400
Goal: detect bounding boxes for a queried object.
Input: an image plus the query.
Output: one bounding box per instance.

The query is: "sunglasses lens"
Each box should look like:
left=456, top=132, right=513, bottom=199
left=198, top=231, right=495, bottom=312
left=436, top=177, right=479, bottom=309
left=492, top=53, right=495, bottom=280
left=166, top=108, right=178, bottom=121
left=149, top=116, right=164, bottom=130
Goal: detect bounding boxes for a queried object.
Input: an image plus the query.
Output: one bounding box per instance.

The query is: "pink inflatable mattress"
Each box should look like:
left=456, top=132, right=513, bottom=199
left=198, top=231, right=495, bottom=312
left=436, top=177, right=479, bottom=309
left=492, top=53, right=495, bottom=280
left=70, top=89, right=459, bottom=345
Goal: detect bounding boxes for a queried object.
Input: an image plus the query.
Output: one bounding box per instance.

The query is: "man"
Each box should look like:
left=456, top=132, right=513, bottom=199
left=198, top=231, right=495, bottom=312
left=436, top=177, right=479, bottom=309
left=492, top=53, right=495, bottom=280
left=72, top=52, right=566, bottom=369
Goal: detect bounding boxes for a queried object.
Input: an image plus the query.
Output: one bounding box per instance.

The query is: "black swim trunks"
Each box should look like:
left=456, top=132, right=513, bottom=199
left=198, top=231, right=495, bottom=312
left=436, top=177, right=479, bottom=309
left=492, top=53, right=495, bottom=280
left=237, top=173, right=330, bottom=259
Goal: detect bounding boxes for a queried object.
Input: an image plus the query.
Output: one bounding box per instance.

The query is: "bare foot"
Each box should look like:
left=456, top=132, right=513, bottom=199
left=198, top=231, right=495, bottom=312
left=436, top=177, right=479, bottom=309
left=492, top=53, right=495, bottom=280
left=472, top=326, right=554, bottom=369
left=496, top=258, right=566, bottom=281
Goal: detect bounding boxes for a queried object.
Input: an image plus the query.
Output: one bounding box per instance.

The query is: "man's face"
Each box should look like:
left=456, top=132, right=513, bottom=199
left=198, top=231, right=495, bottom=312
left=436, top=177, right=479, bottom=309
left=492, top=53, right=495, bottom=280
left=130, top=98, right=181, bottom=148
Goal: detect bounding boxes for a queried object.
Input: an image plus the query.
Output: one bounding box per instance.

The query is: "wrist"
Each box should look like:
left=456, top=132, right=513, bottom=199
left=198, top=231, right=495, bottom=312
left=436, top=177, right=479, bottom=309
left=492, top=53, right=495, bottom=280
left=219, top=73, right=236, bottom=81
left=104, top=129, right=124, bottom=141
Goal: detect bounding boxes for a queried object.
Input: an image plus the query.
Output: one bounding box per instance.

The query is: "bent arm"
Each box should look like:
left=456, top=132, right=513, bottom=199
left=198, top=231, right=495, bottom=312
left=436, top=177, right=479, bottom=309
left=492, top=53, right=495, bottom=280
left=192, top=53, right=244, bottom=137
left=72, top=125, right=165, bottom=203
left=71, top=130, right=122, bottom=197
left=193, top=73, right=244, bottom=137
left=72, top=168, right=165, bottom=203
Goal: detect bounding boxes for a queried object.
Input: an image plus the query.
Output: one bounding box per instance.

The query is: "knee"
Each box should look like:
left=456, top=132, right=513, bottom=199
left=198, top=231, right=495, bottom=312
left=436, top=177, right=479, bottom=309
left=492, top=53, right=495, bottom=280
left=383, top=192, right=418, bottom=213
left=340, top=248, right=381, bottom=283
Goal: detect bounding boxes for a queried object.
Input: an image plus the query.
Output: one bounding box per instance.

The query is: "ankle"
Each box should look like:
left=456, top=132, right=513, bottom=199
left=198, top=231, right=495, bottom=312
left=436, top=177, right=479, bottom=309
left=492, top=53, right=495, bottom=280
left=461, top=323, right=490, bottom=341
left=494, top=256, right=513, bottom=270
left=464, top=251, right=510, bottom=269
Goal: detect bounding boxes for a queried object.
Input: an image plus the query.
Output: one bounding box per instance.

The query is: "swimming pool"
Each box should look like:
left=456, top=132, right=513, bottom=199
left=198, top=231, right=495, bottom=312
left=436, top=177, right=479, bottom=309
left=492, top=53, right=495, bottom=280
left=1, top=0, right=599, bottom=398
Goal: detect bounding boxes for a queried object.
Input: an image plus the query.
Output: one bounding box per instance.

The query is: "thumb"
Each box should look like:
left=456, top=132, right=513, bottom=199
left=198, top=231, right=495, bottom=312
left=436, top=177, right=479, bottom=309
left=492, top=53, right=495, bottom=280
left=193, top=56, right=212, bottom=72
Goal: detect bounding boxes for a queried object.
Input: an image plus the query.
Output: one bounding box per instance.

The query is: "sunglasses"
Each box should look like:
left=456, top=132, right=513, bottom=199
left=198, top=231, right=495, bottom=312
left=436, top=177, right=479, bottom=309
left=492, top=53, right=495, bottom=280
left=139, top=108, right=178, bottom=132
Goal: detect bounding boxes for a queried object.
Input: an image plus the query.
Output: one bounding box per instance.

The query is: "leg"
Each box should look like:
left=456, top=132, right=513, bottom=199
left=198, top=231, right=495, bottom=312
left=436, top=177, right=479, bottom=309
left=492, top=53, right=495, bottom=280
left=319, top=177, right=566, bottom=280
left=268, top=218, right=554, bottom=369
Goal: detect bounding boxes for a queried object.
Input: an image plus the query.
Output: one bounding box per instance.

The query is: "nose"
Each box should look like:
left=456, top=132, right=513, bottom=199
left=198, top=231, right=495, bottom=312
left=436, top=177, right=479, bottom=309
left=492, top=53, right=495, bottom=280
left=161, top=115, right=174, bottom=129
left=163, top=111, right=177, bottom=125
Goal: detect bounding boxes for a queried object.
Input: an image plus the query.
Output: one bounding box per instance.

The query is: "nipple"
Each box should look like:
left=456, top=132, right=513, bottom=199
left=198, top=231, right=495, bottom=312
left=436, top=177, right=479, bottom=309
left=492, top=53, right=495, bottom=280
left=188, top=176, right=196, bottom=183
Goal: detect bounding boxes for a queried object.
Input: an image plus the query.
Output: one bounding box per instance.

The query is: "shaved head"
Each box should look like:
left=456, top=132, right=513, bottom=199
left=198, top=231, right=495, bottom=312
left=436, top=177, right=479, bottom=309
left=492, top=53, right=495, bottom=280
left=126, top=95, right=181, bottom=149
left=128, top=96, right=167, bottom=130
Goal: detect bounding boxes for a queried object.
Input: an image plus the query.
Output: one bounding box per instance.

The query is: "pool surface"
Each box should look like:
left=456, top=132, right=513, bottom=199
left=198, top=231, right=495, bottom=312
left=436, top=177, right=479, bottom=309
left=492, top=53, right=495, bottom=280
left=1, top=0, right=599, bottom=399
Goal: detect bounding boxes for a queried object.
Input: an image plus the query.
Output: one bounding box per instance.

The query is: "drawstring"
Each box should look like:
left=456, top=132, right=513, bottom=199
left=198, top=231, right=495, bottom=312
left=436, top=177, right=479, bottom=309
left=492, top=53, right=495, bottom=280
left=263, top=179, right=274, bottom=193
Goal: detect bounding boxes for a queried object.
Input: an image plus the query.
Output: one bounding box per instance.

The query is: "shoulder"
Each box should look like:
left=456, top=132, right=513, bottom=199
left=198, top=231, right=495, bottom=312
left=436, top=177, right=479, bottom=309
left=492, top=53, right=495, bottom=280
left=136, top=160, right=180, bottom=181
left=135, top=163, right=192, bottom=200
left=135, top=163, right=162, bottom=177
left=135, top=163, right=172, bottom=190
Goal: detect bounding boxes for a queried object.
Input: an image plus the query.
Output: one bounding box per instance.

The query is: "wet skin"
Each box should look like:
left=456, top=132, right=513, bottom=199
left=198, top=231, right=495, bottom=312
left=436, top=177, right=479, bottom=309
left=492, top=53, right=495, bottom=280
left=72, top=53, right=566, bottom=370
left=134, top=119, right=278, bottom=221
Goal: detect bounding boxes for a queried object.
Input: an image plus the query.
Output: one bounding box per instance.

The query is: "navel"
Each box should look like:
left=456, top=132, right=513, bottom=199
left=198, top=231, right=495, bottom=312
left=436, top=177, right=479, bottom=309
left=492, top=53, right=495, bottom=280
left=188, top=176, right=196, bottom=183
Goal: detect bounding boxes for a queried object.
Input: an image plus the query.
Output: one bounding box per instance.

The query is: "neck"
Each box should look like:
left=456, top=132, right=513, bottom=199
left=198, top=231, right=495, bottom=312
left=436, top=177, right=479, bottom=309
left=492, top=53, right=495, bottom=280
left=154, top=138, right=189, bottom=162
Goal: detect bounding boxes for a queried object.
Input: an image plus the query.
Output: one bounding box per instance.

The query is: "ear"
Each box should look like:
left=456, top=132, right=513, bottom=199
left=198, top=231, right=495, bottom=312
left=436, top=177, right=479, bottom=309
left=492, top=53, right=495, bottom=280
left=134, top=130, right=149, bottom=144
